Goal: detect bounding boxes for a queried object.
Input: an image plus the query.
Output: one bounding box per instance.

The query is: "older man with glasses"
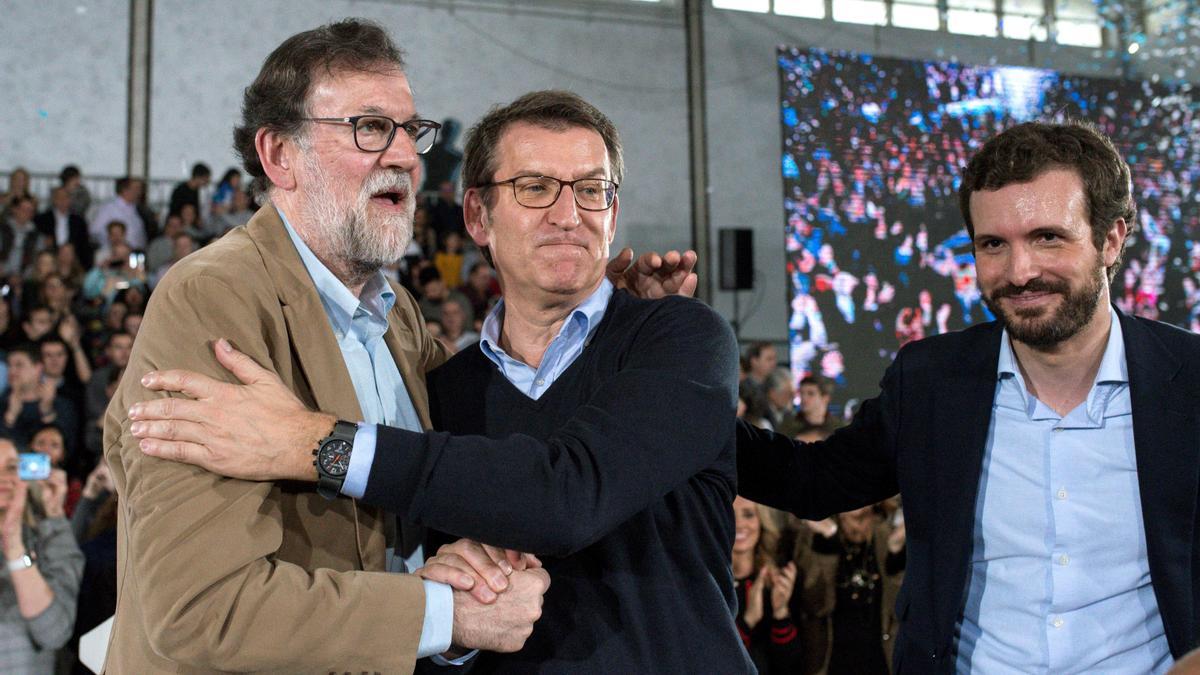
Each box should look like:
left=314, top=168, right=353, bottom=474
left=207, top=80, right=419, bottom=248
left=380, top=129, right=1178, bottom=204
left=127, top=90, right=744, bottom=671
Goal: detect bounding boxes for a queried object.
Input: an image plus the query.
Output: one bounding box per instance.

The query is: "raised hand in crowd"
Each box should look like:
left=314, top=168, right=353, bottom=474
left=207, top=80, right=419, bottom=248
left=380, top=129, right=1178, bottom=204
left=769, top=562, right=798, bottom=621
left=741, top=564, right=769, bottom=630
left=41, top=468, right=68, bottom=519
left=81, top=460, right=112, bottom=501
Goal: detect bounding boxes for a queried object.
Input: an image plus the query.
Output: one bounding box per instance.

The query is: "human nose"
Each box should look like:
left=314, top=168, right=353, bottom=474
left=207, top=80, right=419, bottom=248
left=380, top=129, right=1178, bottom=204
left=1006, top=243, right=1040, bottom=287
left=378, top=128, right=421, bottom=174
left=545, top=181, right=582, bottom=230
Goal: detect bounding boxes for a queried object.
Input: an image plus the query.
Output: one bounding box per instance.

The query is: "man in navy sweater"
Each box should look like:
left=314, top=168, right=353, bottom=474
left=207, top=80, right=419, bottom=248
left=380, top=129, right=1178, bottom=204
left=129, top=91, right=750, bottom=672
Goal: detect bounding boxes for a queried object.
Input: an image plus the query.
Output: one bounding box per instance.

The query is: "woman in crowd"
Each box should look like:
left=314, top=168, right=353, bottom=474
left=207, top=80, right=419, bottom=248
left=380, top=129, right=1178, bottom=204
left=210, top=168, right=242, bottom=215
left=1, top=168, right=37, bottom=217
left=0, top=436, right=84, bottom=674
left=733, top=495, right=803, bottom=674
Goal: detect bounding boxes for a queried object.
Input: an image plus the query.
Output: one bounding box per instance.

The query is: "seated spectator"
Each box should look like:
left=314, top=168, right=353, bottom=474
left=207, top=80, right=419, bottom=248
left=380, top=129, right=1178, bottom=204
left=39, top=334, right=88, bottom=421
left=20, top=305, right=56, bottom=343
left=82, top=240, right=147, bottom=308
left=801, top=505, right=906, bottom=675
left=29, top=424, right=83, bottom=516
left=93, top=220, right=128, bottom=266
left=2, top=196, right=43, bottom=279
left=1, top=344, right=79, bottom=453
left=178, top=202, right=212, bottom=243
left=795, top=374, right=843, bottom=439
left=21, top=251, right=58, bottom=316
left=213, top=187, right=255, bottom=235
left=1, top=167, right=37, bottom=217
left=210, top=168, right=242, bottom=216
left=434, top=231, right=465, bottom=290
left=84, top=332, right=130, bottom=459
left=69, top=459, right=118, bottom=673
left=35, top=186, right=93, bottom=270
left=732, top=495, right=803, bottom=674
left=439, top=298, right=479, bottom=352
left=59, top=165, right=91, bottom=221
left=462, top=260, right=499, bottom=323
left=145, top=213, right=183, bottom=274
left=122, top=312, right=142, bottom=342
left=764, top=367, right=802, bottom=438
left=38, top=273, right=79, bottom=326
left=739, top=380, right=774, bottom=430
left=168, top=162, right=211, bottom=218
left=416, top=266, right=469, bottom=324
left=0, top=438, right=83, bottom=674
left=91, top=177, right=146, bottom=250
left=149, top=232, right=196, bottom=289
left=55, top=243, right=85, bottom=290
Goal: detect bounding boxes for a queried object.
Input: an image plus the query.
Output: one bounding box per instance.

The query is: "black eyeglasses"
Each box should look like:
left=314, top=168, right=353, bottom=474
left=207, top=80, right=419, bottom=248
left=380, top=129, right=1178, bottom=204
left=478, top=175, right=619, bottom=211
left=302, top=116, right=441, bottom=154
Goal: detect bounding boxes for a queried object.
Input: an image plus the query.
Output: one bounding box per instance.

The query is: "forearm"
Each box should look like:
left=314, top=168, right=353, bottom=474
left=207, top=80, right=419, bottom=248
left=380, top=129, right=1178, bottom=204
left=8, top=560, right=55, bottom=619
left=72, top=343, right=92, bottom=382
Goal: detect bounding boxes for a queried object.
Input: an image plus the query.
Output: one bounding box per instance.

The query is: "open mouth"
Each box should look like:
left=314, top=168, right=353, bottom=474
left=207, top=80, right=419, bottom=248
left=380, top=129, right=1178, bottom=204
left=370, top=190, right=406, bottom=206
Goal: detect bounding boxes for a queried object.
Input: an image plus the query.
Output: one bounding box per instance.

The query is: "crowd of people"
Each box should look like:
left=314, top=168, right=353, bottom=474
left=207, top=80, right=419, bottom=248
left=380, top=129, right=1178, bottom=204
left=0, top=161, right=498, bottom=672
left=779, top=47, right=1200, bottom=403
left=735, top=340, right=905, bottom=674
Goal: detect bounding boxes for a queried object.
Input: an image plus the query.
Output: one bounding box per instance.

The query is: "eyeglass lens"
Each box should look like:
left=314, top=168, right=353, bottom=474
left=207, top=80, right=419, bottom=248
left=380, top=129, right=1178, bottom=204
left=512, top=176, right=616, bottom=210
left=354, top=116, right=438, bottom=154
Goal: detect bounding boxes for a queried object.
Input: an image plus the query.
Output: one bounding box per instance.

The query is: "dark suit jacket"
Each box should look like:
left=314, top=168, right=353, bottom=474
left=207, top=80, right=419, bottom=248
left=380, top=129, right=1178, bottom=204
left=35, top=210, right=93, bottom=269
left=738, top=308, right=1200, bottom=673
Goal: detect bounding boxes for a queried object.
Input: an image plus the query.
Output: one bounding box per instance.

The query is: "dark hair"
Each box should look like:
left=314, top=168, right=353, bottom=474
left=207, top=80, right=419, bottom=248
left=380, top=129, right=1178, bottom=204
left=800, top=374, right=834, bottom=397
left=8, top=342, right=41, bottom=364
left=191, top=163, right=212, bottom=180
left=38, top=334, right=67, bottom=351
left=233, top=19, right=406, bottom=196
left=24, top=304, right=52, bottom=319
left=59, top=165, right=80, bottom=184
left=462, top=90, right=625, bottom=205
left=959, top=120, right=1136, bottom=282
left=105, top=331, right=132, bottom=349
left=745, top=341, right=775, bottom=362
left=219, top=168, right=241, bottom=186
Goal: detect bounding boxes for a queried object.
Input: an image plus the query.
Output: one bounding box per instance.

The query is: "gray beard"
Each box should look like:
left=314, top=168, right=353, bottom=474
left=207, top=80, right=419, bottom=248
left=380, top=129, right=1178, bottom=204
left=299, top=150, right=415, bottom=285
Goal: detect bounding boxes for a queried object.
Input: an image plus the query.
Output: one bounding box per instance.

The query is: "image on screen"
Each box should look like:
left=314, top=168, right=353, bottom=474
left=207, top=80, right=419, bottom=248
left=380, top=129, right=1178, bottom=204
left=778, top=46, right=1200, bottom=412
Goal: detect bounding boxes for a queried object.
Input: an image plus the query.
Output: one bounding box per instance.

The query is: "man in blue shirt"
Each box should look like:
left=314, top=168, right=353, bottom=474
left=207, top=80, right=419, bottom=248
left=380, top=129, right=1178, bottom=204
left=738, top=120, right=1200, bottom=673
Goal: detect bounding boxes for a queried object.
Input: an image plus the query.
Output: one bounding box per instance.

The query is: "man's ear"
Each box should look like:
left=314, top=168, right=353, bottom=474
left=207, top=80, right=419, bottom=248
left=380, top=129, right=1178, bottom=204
left=1103, top=217, right=1129, bottom=268
left=463, top=187, right=492, bottom=251
left=256, top=128, right=298, bottom=192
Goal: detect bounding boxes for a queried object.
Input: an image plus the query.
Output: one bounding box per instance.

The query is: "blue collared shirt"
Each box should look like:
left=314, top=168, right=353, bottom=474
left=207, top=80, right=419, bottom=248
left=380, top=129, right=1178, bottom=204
left=955, top=307, right=1171, bottom=673
left=479, top=278, right=613, bottom=400
left=278, top=210, right=452, bottom=659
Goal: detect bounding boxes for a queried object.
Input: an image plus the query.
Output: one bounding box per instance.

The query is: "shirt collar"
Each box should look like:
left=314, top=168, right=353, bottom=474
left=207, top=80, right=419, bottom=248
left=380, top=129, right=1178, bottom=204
left=996, top=305, right=1127, bottom=417
left=480, top=277, right=614, bottom=365
left=277, top=206, right=395, bottom=339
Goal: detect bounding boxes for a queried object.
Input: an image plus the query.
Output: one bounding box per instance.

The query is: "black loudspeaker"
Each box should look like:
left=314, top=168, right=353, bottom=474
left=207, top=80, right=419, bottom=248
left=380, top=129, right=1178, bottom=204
left=719, top=228, right=753, bottom=290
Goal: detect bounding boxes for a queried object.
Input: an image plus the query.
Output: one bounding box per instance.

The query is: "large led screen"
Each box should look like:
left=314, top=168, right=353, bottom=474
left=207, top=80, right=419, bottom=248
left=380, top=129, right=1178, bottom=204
left=779, top=47, right=1200, bottom=409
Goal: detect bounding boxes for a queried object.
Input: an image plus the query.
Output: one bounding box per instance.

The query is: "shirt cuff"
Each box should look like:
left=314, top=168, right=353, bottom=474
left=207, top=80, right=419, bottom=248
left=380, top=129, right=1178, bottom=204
left=342, top=423, right=377, bottom=498
left=416, top=580, right=454, bottom=658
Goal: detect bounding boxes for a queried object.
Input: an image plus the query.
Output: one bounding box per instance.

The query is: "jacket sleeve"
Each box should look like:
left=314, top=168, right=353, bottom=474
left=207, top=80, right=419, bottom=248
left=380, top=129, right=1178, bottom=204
left=736, top=358, right=902, bottom=520
left=105, top=272, right=426, bottom=672
left=362, top=297, right=739, bottom=556
left=25, top=517, right=84, bottom=650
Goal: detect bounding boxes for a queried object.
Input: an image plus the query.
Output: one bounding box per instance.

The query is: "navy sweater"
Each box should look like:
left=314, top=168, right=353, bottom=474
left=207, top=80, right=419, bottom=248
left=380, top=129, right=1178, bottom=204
left=365, top=290, right=751, bottom=672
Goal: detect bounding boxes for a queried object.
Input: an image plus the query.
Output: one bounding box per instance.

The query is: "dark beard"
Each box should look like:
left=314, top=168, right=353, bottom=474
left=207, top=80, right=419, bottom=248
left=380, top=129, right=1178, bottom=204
left=982, top=259, right=1105, bottom=349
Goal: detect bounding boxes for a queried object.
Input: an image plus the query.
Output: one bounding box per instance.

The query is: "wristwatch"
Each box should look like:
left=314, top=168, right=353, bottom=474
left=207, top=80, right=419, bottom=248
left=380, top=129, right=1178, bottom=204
left=6, top=553, right=34, bottom=573
left=313, top=420, right=358, bottom=500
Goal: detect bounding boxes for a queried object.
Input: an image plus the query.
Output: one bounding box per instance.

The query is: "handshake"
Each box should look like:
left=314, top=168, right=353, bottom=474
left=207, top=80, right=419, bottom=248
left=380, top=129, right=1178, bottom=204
left=416, top=538, right=551, bottom=655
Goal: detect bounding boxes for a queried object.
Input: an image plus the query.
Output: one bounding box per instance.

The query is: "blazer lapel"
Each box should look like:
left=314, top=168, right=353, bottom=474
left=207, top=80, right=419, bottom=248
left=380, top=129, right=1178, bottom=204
left=245, top=206, right=383, bottom=569
left=1122, top=309, right=1199, bottom=655
left=930, top=323, right=1002, bottom=638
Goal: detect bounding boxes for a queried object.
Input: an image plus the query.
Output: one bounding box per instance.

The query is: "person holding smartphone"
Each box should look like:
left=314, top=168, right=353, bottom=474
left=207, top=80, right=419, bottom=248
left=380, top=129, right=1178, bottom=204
left=1, top=437, right=83, bottom=674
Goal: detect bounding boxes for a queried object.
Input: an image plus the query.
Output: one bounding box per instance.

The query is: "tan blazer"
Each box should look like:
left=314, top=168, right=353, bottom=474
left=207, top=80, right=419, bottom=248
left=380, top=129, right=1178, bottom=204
left=103, top=205, right=448, bottom=673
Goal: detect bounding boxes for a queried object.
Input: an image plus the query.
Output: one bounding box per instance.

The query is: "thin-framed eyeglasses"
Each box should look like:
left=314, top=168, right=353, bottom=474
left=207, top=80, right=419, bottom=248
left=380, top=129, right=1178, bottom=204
left=477, top=175, right=619, bottom=211
left=302, top=115, right=441, bottom=154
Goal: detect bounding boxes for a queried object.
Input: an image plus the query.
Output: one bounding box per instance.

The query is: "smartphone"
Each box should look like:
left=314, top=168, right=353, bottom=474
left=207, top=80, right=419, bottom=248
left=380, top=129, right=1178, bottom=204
left=18, top=452, right=51, bottom=481
left=129, top=252, right=146, bottom=270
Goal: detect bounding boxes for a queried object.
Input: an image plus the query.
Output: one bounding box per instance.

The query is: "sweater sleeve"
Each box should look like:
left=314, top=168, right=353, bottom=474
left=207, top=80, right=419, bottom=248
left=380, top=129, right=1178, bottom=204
left=26, top=517, right=84, bottom=650
left=362, top=297, right=738, bottom=556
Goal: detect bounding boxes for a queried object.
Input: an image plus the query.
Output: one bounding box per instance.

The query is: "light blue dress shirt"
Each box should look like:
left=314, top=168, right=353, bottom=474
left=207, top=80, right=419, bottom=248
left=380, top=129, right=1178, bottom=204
left=955, top=307, right=1171, bottom=673
left=278, top=211, right=453, bottom=659
left=478, top=278, right=613, bottom=400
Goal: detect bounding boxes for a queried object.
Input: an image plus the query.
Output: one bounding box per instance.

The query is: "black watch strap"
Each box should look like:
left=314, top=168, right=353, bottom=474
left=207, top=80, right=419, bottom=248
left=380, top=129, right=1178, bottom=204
left=314, top=420, right=358, bottom=500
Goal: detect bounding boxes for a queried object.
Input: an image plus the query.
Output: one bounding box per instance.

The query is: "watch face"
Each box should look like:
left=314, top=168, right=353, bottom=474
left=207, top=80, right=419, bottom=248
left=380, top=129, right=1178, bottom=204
left=317, top=439, right=353, bottom=477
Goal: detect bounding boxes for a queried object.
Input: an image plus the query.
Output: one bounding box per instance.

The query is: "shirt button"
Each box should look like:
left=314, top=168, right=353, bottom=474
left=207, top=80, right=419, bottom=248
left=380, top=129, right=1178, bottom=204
left=1052, top=617, right=1065, bottom=628
left=535, top=379, right=545, bottom=386
left=1052, top=427, right=1064, bottom=433
left=1057, top=488, right=1068, bottom=500
left=1058, top=554, right=1070, bottom=566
